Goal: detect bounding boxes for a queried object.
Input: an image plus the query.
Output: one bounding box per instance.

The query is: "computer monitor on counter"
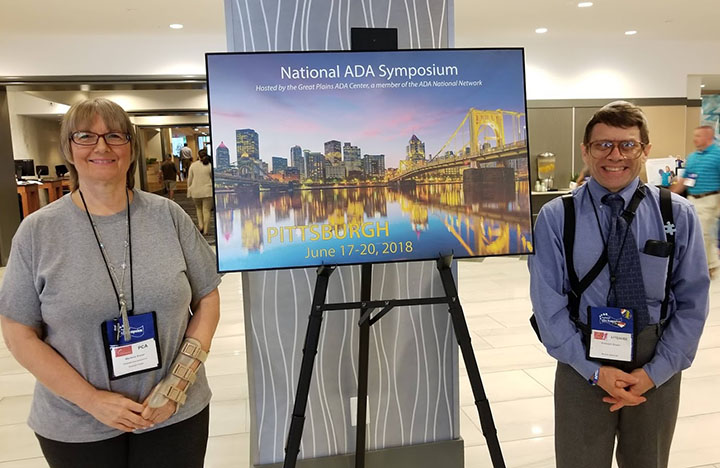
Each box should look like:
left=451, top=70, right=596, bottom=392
left=14, top=159, right=35, bottom=180
left=55, top=164, right=69, bottom=177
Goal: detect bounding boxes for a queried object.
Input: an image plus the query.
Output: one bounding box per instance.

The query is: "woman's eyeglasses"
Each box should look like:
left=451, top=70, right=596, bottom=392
left=70, top=131, right=131, bottom=146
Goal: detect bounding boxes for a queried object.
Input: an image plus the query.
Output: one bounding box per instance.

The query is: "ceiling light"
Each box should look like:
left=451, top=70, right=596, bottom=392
left=701, top=84, right=706, bottom=88
left=625, top=30, right=637, bottom=35
left=169, top=24, right=184, bottom=29
left=578, top=2, right=593, bottom=7
left=535, top=28, right=548, bottom=34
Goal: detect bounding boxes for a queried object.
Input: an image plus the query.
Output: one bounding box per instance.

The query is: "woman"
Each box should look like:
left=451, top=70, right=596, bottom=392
left=187, top=149, right=214, bottom=236
left=0, top=98, right=221, bottom=468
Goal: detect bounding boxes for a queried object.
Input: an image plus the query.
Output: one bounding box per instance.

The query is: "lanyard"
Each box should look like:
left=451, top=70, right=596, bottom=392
left=78, top=189, right=134, bottom=341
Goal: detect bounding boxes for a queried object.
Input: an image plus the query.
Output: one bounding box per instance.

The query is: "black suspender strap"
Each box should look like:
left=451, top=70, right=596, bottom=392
left=564, top=186, right=675, bottom=326
left=620, top=184, right=647, bottom=224
left=531, top=186, right=677, bottom=344
left=561, top=195, right=579, bottom=292
left=659, top=187, right=675, bottom=325
left=562, top=194, right=608, bottom=324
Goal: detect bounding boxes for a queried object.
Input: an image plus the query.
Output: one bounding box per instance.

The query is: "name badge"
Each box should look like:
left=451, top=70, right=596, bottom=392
left=101, top=311, right=162, bottom=380
left=587, top=306, right=635, bottom=363
left=684, top=173, right=697, bottom=187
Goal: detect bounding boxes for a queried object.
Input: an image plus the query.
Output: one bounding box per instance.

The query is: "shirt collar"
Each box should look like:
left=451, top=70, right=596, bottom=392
left=698, top=142, right=718, bottom=154
left=586, top=176, right=642, bottom=209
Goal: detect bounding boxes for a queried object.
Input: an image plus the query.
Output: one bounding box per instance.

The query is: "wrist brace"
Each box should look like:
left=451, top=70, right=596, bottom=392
left=147, top=337, right=208, bottom=411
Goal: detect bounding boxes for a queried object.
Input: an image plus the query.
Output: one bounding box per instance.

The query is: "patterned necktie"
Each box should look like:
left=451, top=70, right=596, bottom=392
left=602, top=193, right=650, bottom=331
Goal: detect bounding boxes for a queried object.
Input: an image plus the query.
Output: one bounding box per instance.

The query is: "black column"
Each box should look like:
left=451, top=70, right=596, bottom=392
left=0, top=87, right=21, bottom=266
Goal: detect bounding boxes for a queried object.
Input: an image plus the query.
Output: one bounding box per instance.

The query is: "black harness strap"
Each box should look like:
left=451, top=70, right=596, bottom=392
left=530, top=186, right=675, bottom=343
left=659, top=187, right=675, bottom=326
left=562, top=195, right=608, bottom=324
left=563, top=184, right=644, bottom=320
left=564, top=186, right=674, bottom=327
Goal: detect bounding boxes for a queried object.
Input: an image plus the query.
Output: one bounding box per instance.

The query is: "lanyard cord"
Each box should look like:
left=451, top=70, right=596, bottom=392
left=78, top=189, right=134, bottom=340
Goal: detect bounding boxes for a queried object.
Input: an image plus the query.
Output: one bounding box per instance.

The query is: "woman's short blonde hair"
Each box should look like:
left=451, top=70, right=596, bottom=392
left=59, top=98, right=141, bottom=191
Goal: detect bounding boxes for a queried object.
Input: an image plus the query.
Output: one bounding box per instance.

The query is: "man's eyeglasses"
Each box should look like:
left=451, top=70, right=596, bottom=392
left=70, top=131, right=131, bottom=146
left=587, top=140, right=646, bottom=159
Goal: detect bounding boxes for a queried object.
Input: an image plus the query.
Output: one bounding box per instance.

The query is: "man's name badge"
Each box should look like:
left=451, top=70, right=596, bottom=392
left=588, top=306, right=634, bottom=363
left=684, top=173, right=698, bottom=187
left=101, top=311, right=162, bottom=380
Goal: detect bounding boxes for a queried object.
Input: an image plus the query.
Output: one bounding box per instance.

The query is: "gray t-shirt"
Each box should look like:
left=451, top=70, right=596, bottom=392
left=0, top=190, right=222, bottom=442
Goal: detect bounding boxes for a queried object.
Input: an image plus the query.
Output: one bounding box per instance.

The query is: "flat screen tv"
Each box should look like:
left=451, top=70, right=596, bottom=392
left=206, top=48, right=533, bottom=272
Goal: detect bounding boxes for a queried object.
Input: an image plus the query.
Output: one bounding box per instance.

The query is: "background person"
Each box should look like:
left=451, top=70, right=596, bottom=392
left=180, top=142, right=193, bottom=179
left=187, top=149, right=214, bottom=236
left=160, top=153, right=178, bottom=199
left=0, top=98, right=221, bottom=468
left=672, top=125, right=720, bottom=277
left=529, top=101, right=709, bottom=468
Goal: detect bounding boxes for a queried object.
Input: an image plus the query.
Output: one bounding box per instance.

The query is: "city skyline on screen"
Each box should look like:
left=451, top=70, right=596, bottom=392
left=207, top=49, right=527, bottom=168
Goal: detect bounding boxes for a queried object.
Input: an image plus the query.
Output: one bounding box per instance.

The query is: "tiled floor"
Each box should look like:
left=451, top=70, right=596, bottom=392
left=1, top=257, right=720, bottom=467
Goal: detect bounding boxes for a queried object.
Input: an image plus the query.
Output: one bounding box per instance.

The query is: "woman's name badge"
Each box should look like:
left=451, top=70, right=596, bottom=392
left=588, top=307, right=634, bottom=363
left=101, top=311, right=162, bottom=380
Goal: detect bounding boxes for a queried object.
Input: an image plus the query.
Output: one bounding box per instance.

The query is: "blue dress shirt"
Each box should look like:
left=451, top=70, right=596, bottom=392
left=528, top=177, right=709, bottom=386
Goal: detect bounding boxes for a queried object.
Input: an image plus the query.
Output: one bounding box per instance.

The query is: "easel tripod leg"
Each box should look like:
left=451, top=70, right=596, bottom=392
left=436, top=258, right=506, bottom=468
left=283, top=266, right=335, bottom=468
left=355, top=263, right=372, bottom=468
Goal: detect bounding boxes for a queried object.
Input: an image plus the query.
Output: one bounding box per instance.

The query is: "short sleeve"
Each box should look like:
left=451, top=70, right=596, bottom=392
left=169, top=203, right=222, bottom=302
left=0, top=222, right=43, bottom=329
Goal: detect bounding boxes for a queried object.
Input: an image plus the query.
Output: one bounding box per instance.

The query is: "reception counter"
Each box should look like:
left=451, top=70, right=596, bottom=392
left=16, top=181, right=40, bottom=218
left=16, top=177, right=69, bottom=218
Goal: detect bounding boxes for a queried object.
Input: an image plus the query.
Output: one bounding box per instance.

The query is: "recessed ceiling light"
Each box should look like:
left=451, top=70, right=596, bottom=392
left=625, top=30, right=637, bottom=35
left=535, top=28, right=548, bottom=34
left=578, top=2, right=593, bottom=7
left=701, top=84, right=706, bottom=88
left=169, top=24, right=184, bottom=29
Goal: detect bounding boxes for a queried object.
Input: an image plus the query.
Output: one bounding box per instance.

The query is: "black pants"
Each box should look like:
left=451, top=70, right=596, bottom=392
left=36, top=405, right=209, bottom=468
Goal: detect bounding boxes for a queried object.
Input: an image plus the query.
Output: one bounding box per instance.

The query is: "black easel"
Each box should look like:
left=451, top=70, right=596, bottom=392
left=282, top=255, right=506, bottom=468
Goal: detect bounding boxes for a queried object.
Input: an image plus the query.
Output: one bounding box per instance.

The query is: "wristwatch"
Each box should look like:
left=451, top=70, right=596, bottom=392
left=588, top=368, right=600, bottom=386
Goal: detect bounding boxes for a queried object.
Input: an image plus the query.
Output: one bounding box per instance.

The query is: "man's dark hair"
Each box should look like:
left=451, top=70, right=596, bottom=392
left=583, top=100, right=650, bottom=144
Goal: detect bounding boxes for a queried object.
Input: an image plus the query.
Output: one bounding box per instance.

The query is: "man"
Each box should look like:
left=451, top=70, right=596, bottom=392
left=180, top=142, right=193, bottom=179
left=672, top=125, right=720, bottom=276
left=529, top=101, right=708, bottom=468
left=160, top=154, right=178, bottom=199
